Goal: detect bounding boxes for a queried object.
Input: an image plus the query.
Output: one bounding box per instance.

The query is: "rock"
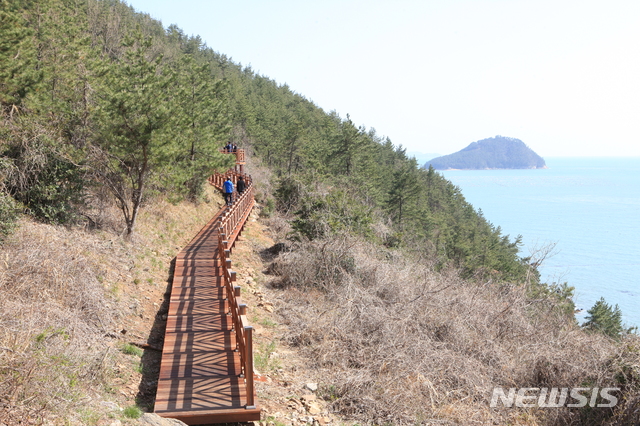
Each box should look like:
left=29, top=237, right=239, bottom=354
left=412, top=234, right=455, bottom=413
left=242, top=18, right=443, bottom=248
left=139, top=413, right=188, bottom=426
left=287, top=398, right=302, bottom=409
left=301, top=394, right=316, bottom=402
left=307, top=402, right=323, bottom=415
left=305, top=383, right=318, bottom=392
left=100, top=401, right=121, bottom=411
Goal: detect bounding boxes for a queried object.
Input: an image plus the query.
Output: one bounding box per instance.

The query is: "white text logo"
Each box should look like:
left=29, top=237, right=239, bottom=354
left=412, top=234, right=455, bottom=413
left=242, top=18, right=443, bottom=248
left=490, top=387, right=619, bottom=408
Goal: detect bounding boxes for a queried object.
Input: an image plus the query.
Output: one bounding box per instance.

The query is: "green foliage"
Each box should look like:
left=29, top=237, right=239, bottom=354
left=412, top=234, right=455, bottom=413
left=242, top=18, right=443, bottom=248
left=582, top=297, right=625, bottom=339
left=93, top=31, right=174, bottom=235
left=255, top=340, right=281, bottom=372
left=385, top=158, right=420, bottom=223
left=168, top=56, right=233, bottom=200
left=528, top=281, right=576, bottom=318
left=122, top=405, right=143, bottom=419
left=274, top=176, right=303, bottom=214
left=0, top=191, right=19, bottom=240
left=260, top=197, right=275, bottom=218
left=0, top=0, right=41, bottom=110
left=291, top=188, right=373, bottom=241
left=1, top=127, right=84, bottom=224
left=120, top=343, right=143, bottom=357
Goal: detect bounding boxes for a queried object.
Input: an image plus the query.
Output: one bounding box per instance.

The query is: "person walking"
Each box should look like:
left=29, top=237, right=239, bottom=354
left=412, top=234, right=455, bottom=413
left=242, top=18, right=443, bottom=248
left=237, top=176, right=246, bottom=195
left=223, top=177, right=234, bottom=206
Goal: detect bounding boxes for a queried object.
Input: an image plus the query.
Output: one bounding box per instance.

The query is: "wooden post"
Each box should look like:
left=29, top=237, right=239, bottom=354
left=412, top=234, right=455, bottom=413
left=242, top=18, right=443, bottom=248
left=245, top=326, right=255, bottom=409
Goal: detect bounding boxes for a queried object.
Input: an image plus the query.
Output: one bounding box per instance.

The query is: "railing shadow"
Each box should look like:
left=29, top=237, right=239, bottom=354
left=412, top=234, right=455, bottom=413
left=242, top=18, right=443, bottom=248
left=135, top=257, right=175, bottom=411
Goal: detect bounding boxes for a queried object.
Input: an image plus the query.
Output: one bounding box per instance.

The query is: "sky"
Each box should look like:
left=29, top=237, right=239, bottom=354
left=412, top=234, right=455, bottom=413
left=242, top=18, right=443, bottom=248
left=124, top=0, right=640, bottom=158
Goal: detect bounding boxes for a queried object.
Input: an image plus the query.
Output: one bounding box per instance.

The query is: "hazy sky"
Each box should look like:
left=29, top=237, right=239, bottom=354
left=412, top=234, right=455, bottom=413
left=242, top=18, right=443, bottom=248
left=125, top=0, right=640, bottom=157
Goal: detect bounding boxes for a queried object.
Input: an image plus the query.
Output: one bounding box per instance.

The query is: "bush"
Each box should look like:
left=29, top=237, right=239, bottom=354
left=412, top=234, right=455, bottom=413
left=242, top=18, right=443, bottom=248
left=291, top=189, right=373, bottom=241
left=2, top=133, right=84, bottom=224
left=267, top=234, right=627, bottom=425
left=0, top=191, right=19, bottom=241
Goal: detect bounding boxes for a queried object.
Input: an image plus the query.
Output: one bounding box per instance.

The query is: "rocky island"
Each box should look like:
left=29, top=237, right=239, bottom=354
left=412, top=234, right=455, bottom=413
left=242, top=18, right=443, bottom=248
left=424, top=136, right=547, bottom=170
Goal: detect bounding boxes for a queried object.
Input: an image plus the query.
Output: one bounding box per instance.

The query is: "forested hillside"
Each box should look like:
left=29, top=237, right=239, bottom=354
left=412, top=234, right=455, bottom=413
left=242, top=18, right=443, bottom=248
left=1, top=1, right=639, bottom=425
left=2, top=0, right=533, bottom=282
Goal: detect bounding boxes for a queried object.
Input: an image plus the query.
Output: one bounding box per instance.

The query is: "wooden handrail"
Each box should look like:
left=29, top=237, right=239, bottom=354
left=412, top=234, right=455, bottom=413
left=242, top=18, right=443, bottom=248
left=220, top=148, right=246, bottom=163
left=211, top=171, right=256, bottom=408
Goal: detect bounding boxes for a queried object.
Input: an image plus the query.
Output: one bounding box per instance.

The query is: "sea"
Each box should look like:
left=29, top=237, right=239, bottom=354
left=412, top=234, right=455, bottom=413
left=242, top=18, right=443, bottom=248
left=440, top=157, right=640, bottom=329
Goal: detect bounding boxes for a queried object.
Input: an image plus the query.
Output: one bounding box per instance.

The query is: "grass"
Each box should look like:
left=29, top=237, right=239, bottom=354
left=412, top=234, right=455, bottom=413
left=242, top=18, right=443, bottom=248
left=265, top=416, right=288, bottom=426
left=255, top=340, right=281, bottom=373
left=260, top=317, right=278, bottom=327
left=122, top=405, right=143, bottom=419
left=252, top=313, right=278, bottom=328
left=121, top=343, right=143, bottom=357
left=78, top=408, right=101, bottom=425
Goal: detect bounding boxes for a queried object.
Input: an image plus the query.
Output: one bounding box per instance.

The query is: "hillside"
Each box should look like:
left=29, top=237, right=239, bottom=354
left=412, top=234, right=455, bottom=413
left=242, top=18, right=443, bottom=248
left=425, top=136, right=547, bottom=170
left=1, top=1, right=639, bottom=425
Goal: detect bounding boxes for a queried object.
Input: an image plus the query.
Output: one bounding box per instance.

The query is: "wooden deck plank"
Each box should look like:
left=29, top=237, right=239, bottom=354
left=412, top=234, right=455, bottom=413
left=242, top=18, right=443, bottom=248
left=171, top=276, right=223, bottom=288
left=173, top=266, right=222, bottom=277
left=165, top=314, right=232, bottom=333
left=161, top=331, right=236, bottom=353
left=154, top=407, right=261, bottom=425
left=174, top=259, right=219, bottom=267
left=170, top=286, right=226, bottom=301
left=167, top=300, right=228, bottom=316
left=158, top=351, right=242, bottom=379
left=155, top=376, right=247, bottom=410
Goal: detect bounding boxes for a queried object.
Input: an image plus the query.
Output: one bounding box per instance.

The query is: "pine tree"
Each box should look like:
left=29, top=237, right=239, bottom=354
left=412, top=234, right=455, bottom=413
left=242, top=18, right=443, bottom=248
left=92, top=31, right=173, bottom=236
left=170, top=56, right=233, bottom=200
left=0, top=0, right=41, bottom=113
left=582, top=297, right=624, bottom=339
left=331, top=114, right=367, bottom=176
left=386, top=158, right=420, bottom=224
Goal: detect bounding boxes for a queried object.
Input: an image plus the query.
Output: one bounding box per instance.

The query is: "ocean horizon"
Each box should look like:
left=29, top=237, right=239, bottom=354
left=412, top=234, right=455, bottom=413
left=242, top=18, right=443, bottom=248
left=441, top=156, right=640, bottom=329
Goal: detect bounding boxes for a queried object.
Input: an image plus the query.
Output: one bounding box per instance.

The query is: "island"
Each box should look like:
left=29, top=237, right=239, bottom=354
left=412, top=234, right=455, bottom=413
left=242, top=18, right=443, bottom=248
left=424, top=136, right=547, bottom=170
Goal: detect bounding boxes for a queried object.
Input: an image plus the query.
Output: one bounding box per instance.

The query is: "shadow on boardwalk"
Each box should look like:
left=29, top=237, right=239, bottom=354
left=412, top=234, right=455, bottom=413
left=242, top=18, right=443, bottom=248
left=135, top=258, right=174, bottom=412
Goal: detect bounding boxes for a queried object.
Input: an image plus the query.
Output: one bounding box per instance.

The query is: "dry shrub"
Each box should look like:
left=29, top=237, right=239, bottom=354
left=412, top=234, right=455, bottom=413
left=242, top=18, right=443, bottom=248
left=267, top=235, right=637, bottom=425
left=0, top=219, right=120, bottom=415
left=0, top=182, right=229, bottom=423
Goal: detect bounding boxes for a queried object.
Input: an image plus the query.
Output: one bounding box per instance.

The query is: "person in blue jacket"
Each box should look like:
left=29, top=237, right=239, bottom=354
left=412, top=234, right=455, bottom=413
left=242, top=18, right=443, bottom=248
left=223, top=177, right=234, bottom=206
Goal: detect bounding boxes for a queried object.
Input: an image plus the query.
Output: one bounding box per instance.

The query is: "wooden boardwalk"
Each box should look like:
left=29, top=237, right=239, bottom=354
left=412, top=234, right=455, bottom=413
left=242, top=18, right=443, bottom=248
left=155, top=167, right=259, bottom=424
